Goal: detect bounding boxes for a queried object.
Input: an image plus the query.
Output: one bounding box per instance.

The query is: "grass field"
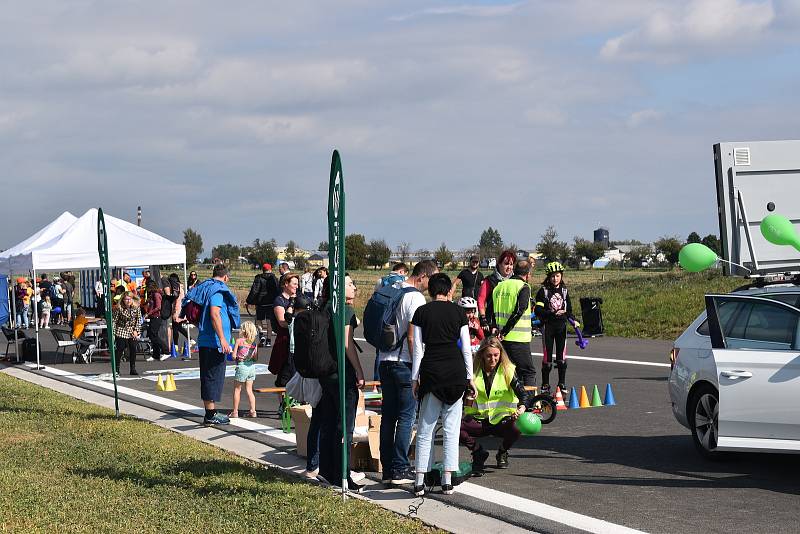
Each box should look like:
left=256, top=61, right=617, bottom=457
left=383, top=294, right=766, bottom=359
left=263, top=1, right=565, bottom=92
left=0, top=374, right=436, bottom=534
left=219, top=266, right=742, bottom=341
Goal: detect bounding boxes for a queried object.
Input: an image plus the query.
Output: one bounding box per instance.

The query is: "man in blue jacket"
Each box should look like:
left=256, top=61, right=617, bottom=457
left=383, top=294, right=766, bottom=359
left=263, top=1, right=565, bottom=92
left=185, top=264, right=241, bottom=425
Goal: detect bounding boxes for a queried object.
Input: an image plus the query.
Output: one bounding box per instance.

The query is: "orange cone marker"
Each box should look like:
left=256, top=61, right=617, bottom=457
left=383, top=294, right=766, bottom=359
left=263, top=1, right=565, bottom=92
left=579, top=386, right=590, bottom=408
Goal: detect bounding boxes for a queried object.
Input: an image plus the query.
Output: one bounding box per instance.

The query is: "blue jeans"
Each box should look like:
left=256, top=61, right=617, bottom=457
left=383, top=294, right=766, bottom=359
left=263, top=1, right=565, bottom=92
left=16, top=304, right=30, bottom=329
left=415, top=393, right=462, bottom=473
left=379, top=360, right=415, bottom=476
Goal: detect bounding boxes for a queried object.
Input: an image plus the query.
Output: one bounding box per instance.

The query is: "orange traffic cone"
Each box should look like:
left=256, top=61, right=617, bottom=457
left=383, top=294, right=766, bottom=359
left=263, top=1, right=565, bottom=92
left=554, top=386, right=568, bottom=410
left=579, top=386, right=591, bottom=408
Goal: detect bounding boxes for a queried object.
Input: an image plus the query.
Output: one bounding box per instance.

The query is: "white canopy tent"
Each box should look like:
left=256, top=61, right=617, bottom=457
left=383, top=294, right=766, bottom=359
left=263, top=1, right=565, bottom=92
left=0, top=211, right=78, bottom=275
left=2, top=212, right=78, bottom=361
left=6, top=208, right=186, bottom=369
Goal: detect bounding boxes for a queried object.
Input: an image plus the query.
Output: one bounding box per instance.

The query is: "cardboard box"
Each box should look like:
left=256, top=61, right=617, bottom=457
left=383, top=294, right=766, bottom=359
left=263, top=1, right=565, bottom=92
left=290, top=404, right=313, bottom=458
left=290, top=392, right=375, bottom=460
left=355, top=414, right=416, bottom=473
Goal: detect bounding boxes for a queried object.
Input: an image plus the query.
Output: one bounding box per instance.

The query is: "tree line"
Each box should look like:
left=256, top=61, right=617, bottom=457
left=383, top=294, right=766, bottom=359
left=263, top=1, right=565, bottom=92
left=182, top=226, right=722, bottom=270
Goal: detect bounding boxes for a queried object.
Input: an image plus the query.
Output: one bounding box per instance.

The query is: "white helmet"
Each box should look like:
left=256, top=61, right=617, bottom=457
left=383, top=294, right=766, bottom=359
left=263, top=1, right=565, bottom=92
left=458, top=296, right=477, bottom=309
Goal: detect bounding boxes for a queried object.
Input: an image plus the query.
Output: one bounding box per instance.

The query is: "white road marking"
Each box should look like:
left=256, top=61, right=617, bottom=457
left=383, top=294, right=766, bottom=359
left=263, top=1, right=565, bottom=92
left=354, top=337, right=670, bottom=368
left=33, top=363, right=647, bottom=533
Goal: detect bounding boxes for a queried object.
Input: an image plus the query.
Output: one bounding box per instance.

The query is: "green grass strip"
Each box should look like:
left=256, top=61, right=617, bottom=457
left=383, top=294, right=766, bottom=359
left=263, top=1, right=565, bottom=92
left=0, top=374, right=437, bottom=533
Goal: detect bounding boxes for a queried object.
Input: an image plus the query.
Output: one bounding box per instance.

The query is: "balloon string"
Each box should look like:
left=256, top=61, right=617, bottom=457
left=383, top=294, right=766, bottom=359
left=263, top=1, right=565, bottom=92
left=717, top=258, right=751, bottom=274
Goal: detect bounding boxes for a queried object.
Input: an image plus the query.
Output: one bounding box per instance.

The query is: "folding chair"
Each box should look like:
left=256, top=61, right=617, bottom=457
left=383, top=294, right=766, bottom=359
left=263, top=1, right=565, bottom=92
left=51, top=328, right=78, bottom=364
left=2, top=326, right=27, bottom=359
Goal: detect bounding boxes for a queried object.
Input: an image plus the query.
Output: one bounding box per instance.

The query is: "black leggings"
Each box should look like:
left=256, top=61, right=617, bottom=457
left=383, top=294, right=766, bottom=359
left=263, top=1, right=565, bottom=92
left=115, top=337, right=137, bottom=372
left=147, top=317, right=165, bottom=359
left=541, top=322, right=567, bottom=386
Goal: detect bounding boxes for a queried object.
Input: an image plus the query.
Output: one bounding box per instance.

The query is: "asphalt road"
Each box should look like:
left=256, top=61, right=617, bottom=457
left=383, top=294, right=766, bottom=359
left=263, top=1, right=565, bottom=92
left=13, top=328, right=800, bottom=534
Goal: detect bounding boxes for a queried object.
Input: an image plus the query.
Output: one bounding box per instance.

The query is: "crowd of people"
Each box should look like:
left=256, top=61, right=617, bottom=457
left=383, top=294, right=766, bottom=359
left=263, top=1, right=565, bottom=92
left=10, top=272, right=76, bottom=329
left=216, top=252, right=572, bottom=495
left=6, top=253, right=574, bottom=496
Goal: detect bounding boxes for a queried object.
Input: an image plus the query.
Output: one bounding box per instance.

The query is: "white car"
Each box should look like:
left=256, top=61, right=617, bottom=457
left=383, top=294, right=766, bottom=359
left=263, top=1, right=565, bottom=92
left=668, top=282, right=800, bottom=458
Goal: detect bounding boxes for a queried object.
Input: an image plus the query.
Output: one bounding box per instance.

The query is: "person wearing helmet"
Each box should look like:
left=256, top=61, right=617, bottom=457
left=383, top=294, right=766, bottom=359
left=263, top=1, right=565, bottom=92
left=534, top=262, right=577, bottom=394
left=458, top=296, right=484, bottom=352
left=491, top=259, right=537, bottom=387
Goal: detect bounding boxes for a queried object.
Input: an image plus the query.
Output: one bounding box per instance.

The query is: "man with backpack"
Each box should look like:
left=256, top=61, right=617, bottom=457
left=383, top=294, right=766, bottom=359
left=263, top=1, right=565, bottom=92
left=366, top=259, right=438, bottom=486
left=184, top=264, right=241, bottom=426
left=246, top=263, right=279, bottom=347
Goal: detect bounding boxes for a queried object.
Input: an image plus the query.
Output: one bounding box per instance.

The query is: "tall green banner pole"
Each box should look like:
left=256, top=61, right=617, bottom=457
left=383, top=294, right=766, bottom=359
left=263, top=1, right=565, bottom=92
left=327, top=150, right=347, bottom=495
left=98, top=208, right=120, bottom=418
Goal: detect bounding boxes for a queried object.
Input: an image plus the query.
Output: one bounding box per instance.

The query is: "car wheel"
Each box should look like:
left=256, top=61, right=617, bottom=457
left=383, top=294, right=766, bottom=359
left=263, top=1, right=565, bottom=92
left=689, top=385, right=723, bottom=460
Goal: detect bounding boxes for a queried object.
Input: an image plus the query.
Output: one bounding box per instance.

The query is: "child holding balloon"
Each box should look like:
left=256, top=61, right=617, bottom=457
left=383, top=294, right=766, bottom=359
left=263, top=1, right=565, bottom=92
left=460, top=336, right=530, bottom=475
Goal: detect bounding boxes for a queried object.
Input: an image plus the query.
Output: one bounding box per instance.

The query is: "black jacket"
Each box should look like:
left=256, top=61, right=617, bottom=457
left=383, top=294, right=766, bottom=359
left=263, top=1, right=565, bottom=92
left=247, top=272, right=279, bottom=306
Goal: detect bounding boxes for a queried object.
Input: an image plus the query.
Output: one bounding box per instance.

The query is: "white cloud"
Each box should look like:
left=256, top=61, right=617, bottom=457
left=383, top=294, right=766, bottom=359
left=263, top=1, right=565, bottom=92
left=601, top=0, right=776, bottom=62
left=390, top=2, right=524, bottom=22
left=627, top=109, right=664, bottom=127
left=40, top=41, right=201, bottom=86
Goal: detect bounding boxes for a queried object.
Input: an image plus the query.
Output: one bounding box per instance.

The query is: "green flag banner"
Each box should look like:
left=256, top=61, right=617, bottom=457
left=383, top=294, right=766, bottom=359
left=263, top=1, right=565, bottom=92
left=327, top=150, right=347, bottom=492
left=97, top=208, right=120, bottom=417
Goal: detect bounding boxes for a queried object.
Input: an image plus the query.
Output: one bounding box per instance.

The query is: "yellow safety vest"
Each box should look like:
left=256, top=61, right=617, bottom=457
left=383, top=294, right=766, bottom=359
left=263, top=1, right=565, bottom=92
left=464, top=366, right=520, bottom=424
left=493, top=278, right=532, bottom=343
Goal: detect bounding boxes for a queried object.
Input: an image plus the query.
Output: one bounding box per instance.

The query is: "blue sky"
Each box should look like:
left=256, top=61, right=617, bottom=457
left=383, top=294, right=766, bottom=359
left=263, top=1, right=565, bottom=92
left=1, top=0, right=799, bottom=255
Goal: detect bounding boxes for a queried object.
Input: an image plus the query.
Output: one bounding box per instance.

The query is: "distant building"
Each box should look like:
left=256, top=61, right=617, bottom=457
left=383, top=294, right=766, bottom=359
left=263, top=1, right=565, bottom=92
left=593, top=227, right=610, bottom=248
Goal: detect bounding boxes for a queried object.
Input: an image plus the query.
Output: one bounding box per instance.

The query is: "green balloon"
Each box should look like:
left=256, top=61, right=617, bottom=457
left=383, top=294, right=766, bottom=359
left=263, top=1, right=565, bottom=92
left=515, top=412, right=541, bottom=436
left=760, top=214, right=800, bottom=252
left=679, top=243, right=718, bottom=272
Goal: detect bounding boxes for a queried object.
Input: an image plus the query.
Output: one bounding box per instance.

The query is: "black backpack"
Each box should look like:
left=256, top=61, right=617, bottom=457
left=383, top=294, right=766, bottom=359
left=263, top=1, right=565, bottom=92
left=293, top=309, right=337, bottom=378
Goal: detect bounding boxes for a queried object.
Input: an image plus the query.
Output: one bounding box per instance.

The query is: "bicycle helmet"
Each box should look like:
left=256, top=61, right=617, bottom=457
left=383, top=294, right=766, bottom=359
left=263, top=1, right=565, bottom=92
left=545, top=262, right=565, bottom=275
left=458, top=296, right=478, bottom=309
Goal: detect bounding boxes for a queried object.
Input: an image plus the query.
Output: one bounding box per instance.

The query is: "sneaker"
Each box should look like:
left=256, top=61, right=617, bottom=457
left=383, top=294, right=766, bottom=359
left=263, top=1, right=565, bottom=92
left=72, top=355, right=77, bottom=364
left=304, top=468, right=319, bottom=479
left=540, top=383, right=551, bottom=395
left=264, top=339, right=272, bottom=348
left=203, top=413, right=230, bottom=426
left=381, top=472, right=392, bottom=485
left=350, top=470, right=366, bottom=483
left=158, top=353, right=171, bottom=361
left=471, top=447, right=489, bottom=476
left=557, top=383, right=567, bottom=395
left=146, top=356, right=155, bottom=362
left=391, top=468, right=415, bottom=485
left=496, top=449, right=509, bottom=469
left=130, top=369, right=139, bottom=376
left=413, top=484, right=425, bottom=496
left=441, top=484, right=454, bottom=495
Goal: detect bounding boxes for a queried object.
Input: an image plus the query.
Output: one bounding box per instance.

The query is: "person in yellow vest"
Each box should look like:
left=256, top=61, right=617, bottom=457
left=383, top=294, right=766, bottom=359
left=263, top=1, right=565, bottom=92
left=491, top=258, right=536, bottom=387
left=460, top=336, right=529, bottom=474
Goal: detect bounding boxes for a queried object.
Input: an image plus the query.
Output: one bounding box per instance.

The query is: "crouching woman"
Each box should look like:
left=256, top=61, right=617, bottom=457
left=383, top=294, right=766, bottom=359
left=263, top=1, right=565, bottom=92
left=460, top=336, right=528, bottom=475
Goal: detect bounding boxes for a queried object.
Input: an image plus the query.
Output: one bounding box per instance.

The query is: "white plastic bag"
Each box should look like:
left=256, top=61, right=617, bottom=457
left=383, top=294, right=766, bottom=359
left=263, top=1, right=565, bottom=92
left=285, top=373, right=323, bottom=407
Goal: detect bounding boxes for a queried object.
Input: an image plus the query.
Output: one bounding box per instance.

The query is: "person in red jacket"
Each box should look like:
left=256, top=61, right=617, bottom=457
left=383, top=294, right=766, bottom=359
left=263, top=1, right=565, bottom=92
left=477, top=250, right=516, bottom=335
left=144, top=279, right=169, bottom=361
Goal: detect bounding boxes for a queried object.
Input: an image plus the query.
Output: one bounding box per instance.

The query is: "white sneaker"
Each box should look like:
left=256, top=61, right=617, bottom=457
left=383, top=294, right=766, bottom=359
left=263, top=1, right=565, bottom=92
left=44, top=325, right=50, bottom=329
left=350, top=471, right=365, bottom=483
left=304, top=468, right=319, bottom=479
left=158, top=354, right=171, bottom=361
left=146, top=356, right=155, bottom=362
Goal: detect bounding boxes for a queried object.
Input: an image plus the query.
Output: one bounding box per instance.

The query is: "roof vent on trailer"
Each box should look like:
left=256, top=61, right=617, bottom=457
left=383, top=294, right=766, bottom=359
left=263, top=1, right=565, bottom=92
left=734, top=147, right=751, bottom=166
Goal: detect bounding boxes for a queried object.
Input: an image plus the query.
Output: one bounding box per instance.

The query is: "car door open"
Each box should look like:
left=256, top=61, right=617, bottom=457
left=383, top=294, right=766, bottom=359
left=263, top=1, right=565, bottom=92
left=705, top=294, right=800, bottom=450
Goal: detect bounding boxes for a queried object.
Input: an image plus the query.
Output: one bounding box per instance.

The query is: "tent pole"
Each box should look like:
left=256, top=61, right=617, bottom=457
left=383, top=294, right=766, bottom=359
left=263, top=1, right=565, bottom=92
left=9, top=275, right=20, bottom=362
left=32, top=268, right=40, bottom=370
